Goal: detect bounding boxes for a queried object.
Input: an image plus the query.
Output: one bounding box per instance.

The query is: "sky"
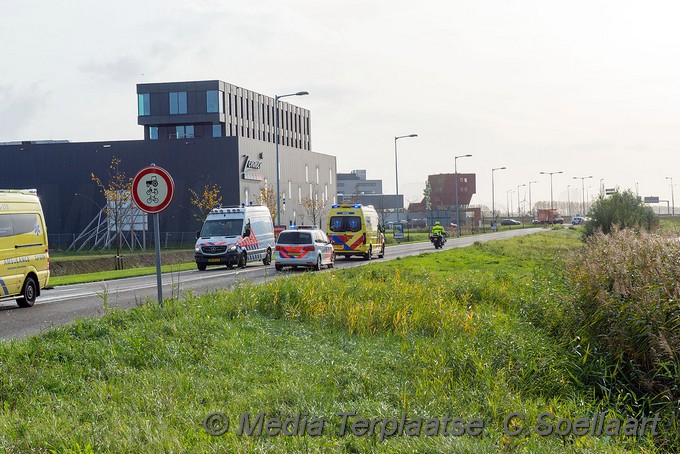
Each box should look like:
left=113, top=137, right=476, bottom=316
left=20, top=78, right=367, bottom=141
left=2, top=0, right=679, bottom=214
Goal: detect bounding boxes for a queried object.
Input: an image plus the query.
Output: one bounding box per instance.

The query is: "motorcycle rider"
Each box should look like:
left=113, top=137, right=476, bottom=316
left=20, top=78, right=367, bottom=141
left=431, top=221, right=445, bottom=237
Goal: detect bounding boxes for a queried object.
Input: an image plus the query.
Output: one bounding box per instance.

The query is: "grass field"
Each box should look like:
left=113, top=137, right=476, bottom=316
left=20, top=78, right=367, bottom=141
left=0, top=230, right=667, bottom=452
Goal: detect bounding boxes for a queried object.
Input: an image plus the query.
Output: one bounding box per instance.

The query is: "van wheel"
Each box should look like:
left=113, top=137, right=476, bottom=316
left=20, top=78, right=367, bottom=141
left=17, top=276, right=38, bottom=308
left=275, top=264, right=283, bottom=271
left=378, top=244, right=385, bottom=258
left=363, top=246, right=372, bottom=261
left=238, top=252, right=247, bottom=268
left=197, top=263, right=206, bottom=271
left=263, top=248, right=272, bottom=265
left=315, top=255, right=322, bottom=271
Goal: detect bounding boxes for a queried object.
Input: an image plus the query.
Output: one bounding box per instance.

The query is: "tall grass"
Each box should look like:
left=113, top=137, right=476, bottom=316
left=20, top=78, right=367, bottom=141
left=567, top=228, right=680, bottom=449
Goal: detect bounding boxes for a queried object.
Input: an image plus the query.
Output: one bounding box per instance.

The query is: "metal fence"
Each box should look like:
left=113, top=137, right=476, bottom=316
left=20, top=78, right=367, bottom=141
left=48, top=232, right=197, bottom=252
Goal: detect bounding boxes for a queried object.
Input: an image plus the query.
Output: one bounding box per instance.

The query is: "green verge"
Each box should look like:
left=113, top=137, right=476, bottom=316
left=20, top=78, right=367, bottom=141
left=49, top=262, right=197, bottom=287
left=0, top=230, right=662, bottom=452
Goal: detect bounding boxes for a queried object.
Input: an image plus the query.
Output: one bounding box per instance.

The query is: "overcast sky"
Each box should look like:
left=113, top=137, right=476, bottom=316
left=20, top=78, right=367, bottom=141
left=2, top=1, right=679, bottom=213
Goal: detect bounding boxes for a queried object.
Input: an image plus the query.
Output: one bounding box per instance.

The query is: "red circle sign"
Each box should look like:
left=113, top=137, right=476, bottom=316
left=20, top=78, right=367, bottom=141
left=131, top=166, right=175, bottom=213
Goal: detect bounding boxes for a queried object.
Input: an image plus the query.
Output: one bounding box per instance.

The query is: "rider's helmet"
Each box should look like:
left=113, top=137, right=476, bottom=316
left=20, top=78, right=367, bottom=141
left=434, top=221, right=441, bottom=226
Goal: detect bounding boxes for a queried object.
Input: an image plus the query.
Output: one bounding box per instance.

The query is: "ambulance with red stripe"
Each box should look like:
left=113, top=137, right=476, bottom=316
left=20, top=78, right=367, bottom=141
left=194, top=204, right=275, bottom=270
left=326, top=203, right=385, bottom=260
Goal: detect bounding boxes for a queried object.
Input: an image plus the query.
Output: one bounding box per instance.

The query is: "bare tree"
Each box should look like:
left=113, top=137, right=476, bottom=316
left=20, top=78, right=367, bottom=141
left=189, top=183, right=222, bottom=222
left=91, top=156, right=132, bottom=265
left=258, top=183, right=278, bottom=222
left=302, top=194, right=326, bottom=228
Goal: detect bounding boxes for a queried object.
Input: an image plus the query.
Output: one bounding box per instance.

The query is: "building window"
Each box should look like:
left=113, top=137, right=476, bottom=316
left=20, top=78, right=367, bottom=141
left=329, top=169, right=333, bottom=186
left=212, top=124, right=222, bottom=137
left=298, top=186, right=302, bottom=203
left=170, top=92, right=187, bottom=114
left=175, top=125, right=194, bottom=139
left=305, top=165, right=309, bottom=183
left=244, top=189, right=249, bottom=204
left=207, top=90, right=223, bottom=113
left=149, top=126, right=158, bottom=140
left=316, top=167, right=319, bottom=184
left=138, top=94, right=150, bottom=116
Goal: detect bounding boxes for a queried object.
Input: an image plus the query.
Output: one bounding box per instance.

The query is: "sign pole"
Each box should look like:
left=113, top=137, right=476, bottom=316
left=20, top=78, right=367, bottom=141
left=131, top=164, right=175, bottom=308
left=154, top=212, right=163, bottom=306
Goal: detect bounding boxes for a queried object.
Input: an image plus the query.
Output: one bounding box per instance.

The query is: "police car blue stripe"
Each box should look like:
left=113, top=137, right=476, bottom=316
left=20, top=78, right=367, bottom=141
left=0, top=277, right=8, bottom=296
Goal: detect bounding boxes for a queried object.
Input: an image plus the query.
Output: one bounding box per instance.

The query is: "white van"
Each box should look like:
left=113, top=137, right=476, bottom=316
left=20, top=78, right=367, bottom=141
left=0, top=189, right=50, bottom=307
left=194, top=205, right=275, bottom=270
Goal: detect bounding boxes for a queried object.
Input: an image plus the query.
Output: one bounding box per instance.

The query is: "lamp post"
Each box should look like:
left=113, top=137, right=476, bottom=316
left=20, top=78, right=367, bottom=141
left=394, top=134, right=418, bottom=225
left=567, top=185, right=571, bottom=217
left=666, top=176, right=675, bottom=217
left=491, top=167, right=506, bottom=229
left=528, top=180, right=537, bottom=220
left=573, top=176, right=593, bottom=216
left=506, top=189, right=514, bottom=218
left=455, top=154, right=472, bottom=236
left=517, top=184, right=525, bottom=220
left=540, top=171, right=563, bottom=212
left=275, top=90, right=309, bottom=226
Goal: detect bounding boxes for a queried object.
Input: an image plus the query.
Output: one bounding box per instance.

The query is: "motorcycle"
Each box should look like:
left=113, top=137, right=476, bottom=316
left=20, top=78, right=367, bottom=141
left=429, top=233, right=446, bottom=249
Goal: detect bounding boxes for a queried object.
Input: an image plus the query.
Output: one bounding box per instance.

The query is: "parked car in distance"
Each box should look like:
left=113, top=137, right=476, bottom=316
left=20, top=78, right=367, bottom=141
left=275, top=227, right=335, bottom=271
left=500, top=219, right=522, bottom=226
left=531, top=219, right=541, bottom=225
left=571, top=216, right=588, bottom=225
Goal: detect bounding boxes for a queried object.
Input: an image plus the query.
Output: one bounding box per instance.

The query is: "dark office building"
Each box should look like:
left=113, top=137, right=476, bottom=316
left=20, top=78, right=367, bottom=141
left=0, top=80, right=335, bottom=248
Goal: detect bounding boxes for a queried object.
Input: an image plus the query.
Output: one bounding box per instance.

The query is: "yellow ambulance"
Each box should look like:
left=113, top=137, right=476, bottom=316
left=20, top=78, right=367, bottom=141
left=327, top=203, right=385, bottom=260
left=0, top=190, right=50, bottom=307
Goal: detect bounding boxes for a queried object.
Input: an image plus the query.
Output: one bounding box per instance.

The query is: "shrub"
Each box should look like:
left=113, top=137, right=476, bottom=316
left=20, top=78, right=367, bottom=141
left=583, top=189, right=658, bottom=237
left=567, top=229, right=679, bottom=406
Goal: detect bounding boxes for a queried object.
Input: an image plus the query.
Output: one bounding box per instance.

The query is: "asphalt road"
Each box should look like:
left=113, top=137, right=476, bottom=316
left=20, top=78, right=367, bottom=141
left=0, top=228, right=542, bottom=340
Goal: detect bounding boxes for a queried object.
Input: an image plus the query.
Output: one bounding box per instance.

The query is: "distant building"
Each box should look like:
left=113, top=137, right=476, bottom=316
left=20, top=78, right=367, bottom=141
left=1, top=80, right=335, bottom=248
left=336, top=169, right=383, bottom=196
left=409, top=173, right=480, bottom=226
left=336, top=170, right=401, bottom=214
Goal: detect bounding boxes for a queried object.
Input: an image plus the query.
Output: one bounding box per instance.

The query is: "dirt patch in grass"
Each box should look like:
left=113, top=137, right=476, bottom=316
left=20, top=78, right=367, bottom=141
left=50, top=251, right=195, bottom=276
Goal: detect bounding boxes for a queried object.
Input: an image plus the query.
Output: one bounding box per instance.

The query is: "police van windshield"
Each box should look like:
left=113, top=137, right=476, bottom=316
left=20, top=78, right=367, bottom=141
left=329, top=216, right=362, bottom=232
left=200, top=219, right=243, bottom=237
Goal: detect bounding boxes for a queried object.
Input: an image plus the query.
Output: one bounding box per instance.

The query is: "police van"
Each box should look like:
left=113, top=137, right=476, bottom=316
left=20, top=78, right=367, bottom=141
left=0, top=189, right=50, bottom=307
left=194, top=204, right=275, bottom=270
left=326, top=203, right=385, bottom=260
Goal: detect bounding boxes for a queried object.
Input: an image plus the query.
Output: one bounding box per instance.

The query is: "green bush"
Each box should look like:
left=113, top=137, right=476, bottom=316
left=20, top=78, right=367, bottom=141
left=583, top=189, right=658, bottom=236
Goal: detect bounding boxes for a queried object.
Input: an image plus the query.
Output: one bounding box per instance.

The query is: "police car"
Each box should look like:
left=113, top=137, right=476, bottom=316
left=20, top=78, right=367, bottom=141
left=275, top=226, right=335, bottom=271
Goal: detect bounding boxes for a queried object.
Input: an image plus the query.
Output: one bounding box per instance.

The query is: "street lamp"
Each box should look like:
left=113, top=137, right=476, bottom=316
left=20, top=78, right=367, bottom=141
left=567, top=185, right=571, bottom=217
left=540, top=171, right=563, bottom=212
left=528, top=180, right=537, bottom=220
left=491, top=167, right=507, bottom=228
left=573, top=176, right=593, bottom=216
left=455, top=154, right=472, bottom=236
left=666, top=176, right=675, bottom=217
left=394, top=134, right=418, bottom=224
left=506, top=189, right=515, bottom=218
left=275, top=90, right=309, bottom=225
left=517, top=184, right=526, bottom=220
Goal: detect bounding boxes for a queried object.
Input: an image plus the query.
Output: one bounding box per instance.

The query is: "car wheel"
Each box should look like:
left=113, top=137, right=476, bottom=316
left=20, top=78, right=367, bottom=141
left=238, top=253, right=247, bottom=268
left=263, top=248, right=272, bottom=265
left=17, top=276, right=38, bottom=308
left=275, top=264, right=283, bottom=271
left=328, top=253, right=335, bottom=269
left=197, top=263, right=207, bottom=271
left=315, top=255, right=322, bottom=271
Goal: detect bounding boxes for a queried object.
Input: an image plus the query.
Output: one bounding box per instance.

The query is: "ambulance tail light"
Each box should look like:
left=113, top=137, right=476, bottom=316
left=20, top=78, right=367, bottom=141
left=362, top=233, right=367, bottom=244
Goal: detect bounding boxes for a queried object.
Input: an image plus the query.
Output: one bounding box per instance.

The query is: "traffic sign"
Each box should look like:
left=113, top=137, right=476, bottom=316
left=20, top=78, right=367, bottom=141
left=131, top=165, right=174, bottom=214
